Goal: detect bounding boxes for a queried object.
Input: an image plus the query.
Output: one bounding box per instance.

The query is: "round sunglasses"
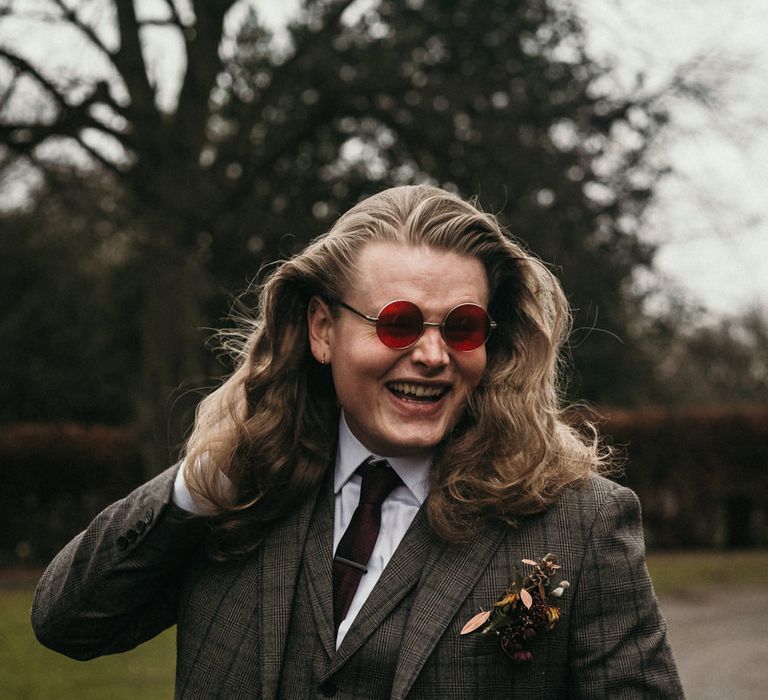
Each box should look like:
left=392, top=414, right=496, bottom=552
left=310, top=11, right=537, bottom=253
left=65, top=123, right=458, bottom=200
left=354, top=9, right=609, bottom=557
left=336, top=299, right=496, bottom=351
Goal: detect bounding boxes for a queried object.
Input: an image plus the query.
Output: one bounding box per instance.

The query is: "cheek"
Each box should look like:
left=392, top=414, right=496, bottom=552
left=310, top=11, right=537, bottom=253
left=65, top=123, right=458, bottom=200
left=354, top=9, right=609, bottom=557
left=461, top=352, right=488, bottom=389
left=331, top=343, right=389, bottom=393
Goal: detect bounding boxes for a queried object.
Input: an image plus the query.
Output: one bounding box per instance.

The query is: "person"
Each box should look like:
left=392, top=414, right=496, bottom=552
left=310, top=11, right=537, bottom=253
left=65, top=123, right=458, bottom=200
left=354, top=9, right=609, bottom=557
left=32, top=185, right=683, bottom=698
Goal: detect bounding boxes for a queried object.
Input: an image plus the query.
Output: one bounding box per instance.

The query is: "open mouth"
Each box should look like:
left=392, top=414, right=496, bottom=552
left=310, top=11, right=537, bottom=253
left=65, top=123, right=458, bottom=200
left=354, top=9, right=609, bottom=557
left=387, top=381, right=449, bottom=403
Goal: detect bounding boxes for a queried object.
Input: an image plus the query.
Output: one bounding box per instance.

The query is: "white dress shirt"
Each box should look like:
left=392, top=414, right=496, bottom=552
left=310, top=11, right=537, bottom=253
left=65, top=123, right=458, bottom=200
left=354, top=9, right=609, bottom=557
left=172, top=411, right=432, bottom=649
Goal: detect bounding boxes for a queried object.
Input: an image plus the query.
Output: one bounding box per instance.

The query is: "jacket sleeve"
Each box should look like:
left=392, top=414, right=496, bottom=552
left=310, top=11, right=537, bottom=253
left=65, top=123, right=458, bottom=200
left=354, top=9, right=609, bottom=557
left=31, top=465, right=208, bottom=660
left=567, top=480, right=685, bottom=698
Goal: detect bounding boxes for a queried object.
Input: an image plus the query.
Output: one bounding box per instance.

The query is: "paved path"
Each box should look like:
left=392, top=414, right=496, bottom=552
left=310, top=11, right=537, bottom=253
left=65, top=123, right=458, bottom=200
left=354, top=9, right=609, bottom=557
left=660, top=589, right=768, bottom=699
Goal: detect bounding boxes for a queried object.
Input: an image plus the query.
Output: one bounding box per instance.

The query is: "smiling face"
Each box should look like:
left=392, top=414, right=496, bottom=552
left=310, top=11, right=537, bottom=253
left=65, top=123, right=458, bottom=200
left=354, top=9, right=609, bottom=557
left=308, top=242, right=490, bottom=457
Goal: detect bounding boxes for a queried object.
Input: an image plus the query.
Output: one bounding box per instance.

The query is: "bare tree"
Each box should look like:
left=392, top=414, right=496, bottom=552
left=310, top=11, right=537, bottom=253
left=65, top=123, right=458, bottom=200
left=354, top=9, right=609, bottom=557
left=1, top=0, right=364, bottom=469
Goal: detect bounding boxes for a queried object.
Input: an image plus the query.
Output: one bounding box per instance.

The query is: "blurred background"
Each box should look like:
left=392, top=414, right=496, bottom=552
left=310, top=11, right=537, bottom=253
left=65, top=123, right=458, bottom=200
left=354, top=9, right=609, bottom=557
left=1, top=1, right=766, bottom=697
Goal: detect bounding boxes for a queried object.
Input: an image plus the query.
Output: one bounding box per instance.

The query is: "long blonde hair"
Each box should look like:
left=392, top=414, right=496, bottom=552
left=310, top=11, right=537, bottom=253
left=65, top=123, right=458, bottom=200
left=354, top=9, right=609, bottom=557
left=185, top=185, right=603, bottom=556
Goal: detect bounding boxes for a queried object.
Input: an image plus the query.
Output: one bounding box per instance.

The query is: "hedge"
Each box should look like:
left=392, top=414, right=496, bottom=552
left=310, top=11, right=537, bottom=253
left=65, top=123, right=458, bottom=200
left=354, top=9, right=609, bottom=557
left=2, top=406, right=766, bottom=565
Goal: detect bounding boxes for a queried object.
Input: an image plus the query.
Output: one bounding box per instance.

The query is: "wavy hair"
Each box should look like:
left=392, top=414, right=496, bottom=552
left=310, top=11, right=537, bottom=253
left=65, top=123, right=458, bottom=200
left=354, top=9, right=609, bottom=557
left=184, top=185, right=604, bottom=557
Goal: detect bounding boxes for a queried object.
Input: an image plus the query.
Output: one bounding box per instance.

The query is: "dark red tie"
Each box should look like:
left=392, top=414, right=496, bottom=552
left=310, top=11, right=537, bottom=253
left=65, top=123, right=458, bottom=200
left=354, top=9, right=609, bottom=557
left=333, top=457, right=402, bottom=631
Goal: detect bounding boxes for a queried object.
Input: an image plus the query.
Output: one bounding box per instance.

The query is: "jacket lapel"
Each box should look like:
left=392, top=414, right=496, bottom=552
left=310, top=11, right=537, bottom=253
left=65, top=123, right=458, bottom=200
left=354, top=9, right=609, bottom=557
left=301, top=474, right=337, bottom=658
left=259, top=485, right=321, bottom=700
left=391, top=519, right=508, bottom=700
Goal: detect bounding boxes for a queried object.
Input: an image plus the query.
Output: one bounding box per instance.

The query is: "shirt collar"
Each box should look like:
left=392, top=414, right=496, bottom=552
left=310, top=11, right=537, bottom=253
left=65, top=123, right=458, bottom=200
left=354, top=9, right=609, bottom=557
left=334, top=411, right=432, bottom=504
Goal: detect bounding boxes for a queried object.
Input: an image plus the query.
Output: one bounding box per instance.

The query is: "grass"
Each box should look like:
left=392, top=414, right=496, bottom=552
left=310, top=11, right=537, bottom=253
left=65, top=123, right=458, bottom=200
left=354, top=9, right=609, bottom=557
left=2, top=551, right=766, bottom=697
left=647, top=549, right=768, bottom=596
left=0, top=584, right=175, bottom=700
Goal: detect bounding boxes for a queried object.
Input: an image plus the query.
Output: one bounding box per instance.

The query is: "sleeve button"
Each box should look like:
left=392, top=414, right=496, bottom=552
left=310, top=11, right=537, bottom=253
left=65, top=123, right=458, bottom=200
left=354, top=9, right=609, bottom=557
left=126, top=528, right=137, bottom=543
left=116, top=536, right=128, bottom=550
left=135, top=520, right=146, bottom=534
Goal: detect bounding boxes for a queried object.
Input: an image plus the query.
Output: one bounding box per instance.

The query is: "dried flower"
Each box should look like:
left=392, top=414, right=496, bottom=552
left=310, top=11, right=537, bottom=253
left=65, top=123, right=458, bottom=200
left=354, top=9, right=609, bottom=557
left=460, top=553, right=569, bottom=663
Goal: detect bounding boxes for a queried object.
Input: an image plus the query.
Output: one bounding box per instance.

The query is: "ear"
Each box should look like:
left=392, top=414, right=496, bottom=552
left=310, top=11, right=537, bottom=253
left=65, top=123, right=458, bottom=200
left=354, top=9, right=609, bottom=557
left=307, top=295, right=335, bottom=364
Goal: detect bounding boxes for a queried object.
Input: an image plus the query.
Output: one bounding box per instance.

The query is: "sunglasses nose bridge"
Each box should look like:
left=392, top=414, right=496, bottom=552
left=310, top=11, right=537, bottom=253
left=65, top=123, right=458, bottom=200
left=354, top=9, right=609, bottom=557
left=409, top=321, right=450, bottom=363
left=420, top=320, right=448, bottom=346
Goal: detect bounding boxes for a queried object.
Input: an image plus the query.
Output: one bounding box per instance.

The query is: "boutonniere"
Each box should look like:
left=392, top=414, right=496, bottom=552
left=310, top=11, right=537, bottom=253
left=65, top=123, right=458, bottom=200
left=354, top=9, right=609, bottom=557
left=460, top=553, right=569, bottom=662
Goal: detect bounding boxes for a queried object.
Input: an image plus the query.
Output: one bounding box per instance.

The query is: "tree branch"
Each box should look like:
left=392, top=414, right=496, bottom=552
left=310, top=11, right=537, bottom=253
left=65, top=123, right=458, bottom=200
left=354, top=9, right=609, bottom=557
left=171, top=0, right=237, bottom=154
left=161, top=0, right=185, bottom=29
left=71, top=132, right=127, bottom=177
left=136, top=18, right=182, bottom=28
left=80, top=83, right=134, bottom=148
left=50, top=0, right=113, bottom=61
left=112, top=0, right=159, bottom=126
left=0, top=69, right=20, bottom=112
left=0, top=58, right=133, bottom=156
left=0, top=47, right=68, bottom=109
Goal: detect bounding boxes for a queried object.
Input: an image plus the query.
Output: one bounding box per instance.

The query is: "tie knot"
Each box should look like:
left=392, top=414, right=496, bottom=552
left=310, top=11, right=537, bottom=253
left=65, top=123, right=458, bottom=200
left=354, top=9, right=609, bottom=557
left=357, top=458, right=402, bottom=505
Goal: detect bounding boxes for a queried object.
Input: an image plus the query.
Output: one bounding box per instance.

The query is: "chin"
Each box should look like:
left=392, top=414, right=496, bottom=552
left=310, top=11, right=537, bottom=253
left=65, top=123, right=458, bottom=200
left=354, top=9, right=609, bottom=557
left=384, top=428, right=445, bottom=456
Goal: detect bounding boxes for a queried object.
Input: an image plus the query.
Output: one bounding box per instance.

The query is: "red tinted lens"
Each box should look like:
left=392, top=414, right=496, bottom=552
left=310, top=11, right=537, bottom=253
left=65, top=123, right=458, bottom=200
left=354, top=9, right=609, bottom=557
left=376, top=300, right=423, bottom=348
left=443, top=304, right=491, bottom=351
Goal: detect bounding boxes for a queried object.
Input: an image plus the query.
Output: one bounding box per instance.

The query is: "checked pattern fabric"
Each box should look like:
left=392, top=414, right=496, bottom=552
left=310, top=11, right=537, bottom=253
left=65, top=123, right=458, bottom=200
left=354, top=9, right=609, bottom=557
left=333, top=457, right=402, bottom=631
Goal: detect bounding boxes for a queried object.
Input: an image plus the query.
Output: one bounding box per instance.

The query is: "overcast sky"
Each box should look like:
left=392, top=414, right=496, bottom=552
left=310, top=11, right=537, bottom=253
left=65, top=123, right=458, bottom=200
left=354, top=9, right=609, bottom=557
left=577, top=0, right=768, bottom=317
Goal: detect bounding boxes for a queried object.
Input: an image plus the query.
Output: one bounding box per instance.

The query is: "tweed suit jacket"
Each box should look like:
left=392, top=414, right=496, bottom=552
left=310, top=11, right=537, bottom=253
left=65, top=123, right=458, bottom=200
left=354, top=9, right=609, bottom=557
left=32, top=465, right=683, bottom=698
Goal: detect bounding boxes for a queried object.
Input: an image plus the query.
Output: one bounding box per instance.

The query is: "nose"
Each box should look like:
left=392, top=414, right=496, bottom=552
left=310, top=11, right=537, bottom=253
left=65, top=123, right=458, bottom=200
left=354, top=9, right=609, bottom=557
left=410, top=326, right=449, bottom=368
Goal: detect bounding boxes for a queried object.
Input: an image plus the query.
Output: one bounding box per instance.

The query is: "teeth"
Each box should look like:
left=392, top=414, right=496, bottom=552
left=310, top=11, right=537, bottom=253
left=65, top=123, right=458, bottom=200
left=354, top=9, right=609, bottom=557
left=389, top=382, right=445, bottom=398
